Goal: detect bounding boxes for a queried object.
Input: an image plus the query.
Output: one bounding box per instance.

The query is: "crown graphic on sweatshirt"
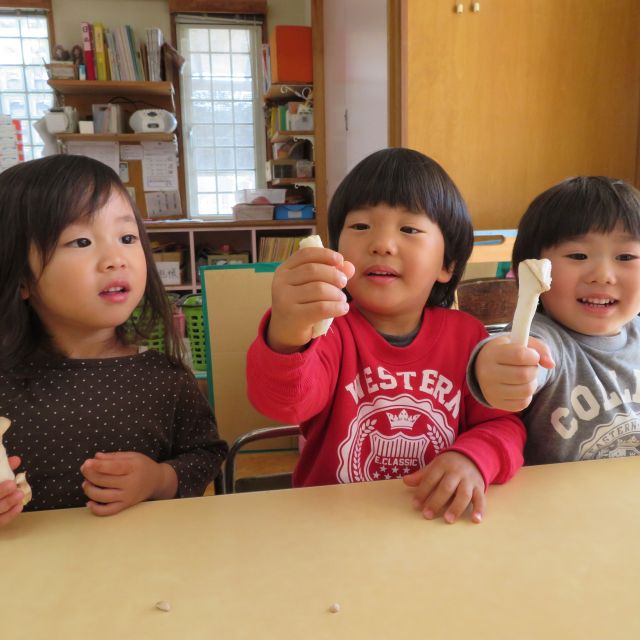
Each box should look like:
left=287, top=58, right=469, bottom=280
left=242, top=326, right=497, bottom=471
left=386, top=409, right=420, bottom=429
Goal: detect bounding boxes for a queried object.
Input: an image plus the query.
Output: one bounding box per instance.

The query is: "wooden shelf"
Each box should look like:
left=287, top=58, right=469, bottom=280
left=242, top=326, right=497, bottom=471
left=270, top=178, right=315, bottom=186
left=263, top=83, right=312, bottom=101
left=48, top=80, right=174, bottom=97
left=271, top=130, right=314, bottom=143
left=57, top=132, right=175, bottom=142
left=143, top=219, right=315, bottom=230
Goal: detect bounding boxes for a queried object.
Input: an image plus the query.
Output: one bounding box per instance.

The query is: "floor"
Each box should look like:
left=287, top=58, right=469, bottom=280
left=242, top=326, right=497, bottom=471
left=205, top=449, right=299, bottom=496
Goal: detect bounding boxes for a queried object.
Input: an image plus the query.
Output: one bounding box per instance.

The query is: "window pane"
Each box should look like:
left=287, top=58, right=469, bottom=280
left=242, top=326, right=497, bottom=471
left=216, top=171, right=236, bottom=191
left=230, top=30, right=250, bottom=53
left=191, top=124, right=214, bottom=146
left=22, top=38, right=49, bottom=65
left=231, top=54, right=251, bottom=78
left=212, top=78, right=232, bottom=100
left=25, top=65, right=48, bottom=91
left=21, top=16, right=48, bottom=38
left=234, top=124, right=254, bottom=146
left=211, top=53, right=230, bottom=76
left=213, top=101, right=232, bottom=124
left=190, top=78, right=212, bottom=100
left=0, top=14, right=51, bottom=163
left=190, top=53, right=210, bottom=76
left=0, top=38, right=23, bottom=64
left=232, top=78, right=252, bottom=101
left=236, top=147, right=254, bottom=170
left=210, top=29, right=229, bottom=52
left=197, top=193, right=217, bottom=215
left=0, top=17, right=20, bottom=37
left=233, top=101, right=252, bottom=124
left=28, top=92, right=52, bottom=118
left=189, top=29, right=210, bottom=52
left=190, top=101, right=213, bottom=124
left=179, top=22, right=263, bottom=218
left=214, top=124, right=234, bottom=146
left=218, top=192, right=235, bottom=214
left=236, top=171, right=255, bottom=190
left=196, top=173, right=215, bottom=192
left=0, top=66, right=24, bottom=92
left=215, top=147, right=234, bottom=170
left=2, top=93, right=27, bottom=118
left=194, top=147, right=215, bottom=171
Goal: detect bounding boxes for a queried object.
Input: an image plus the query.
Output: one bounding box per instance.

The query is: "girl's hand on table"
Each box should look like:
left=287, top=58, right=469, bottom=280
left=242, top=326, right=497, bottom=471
left=81, top=451, right=178, bottom=516
left=0, top=456, right=24, bottom=527
left=403, top=451, right=486, bottom=524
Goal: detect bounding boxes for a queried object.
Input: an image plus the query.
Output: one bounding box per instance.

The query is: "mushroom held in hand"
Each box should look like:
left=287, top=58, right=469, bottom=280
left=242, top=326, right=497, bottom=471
left=299, top=234, right=336, bottom=338
left=0, top=416, right=32, bottom=505
left=510, top=259, right=552, bottom=346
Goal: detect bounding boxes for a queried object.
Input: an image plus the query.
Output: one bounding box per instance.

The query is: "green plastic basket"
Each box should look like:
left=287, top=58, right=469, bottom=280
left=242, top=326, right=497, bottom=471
left=181, top=294, right=206, bottom=371
left=129, top=293, right=181, bottom=353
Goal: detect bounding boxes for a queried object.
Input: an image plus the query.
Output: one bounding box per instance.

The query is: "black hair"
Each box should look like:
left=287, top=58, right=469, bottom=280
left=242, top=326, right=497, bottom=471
left=0, top=154, right=184, bottom=370
left=327, top=147, right=473, bottom=308
left=513, top=176, right=640, bottom=275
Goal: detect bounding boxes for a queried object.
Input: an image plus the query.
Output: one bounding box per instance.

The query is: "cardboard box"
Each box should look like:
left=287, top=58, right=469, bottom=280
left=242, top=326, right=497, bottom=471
left=207, top=252, right=250, bottom=266
left=153, top=251, right=183, bottom=285
left=274, top=204, right=315, bottom=220
left=269, top=26, right=313, bottom=83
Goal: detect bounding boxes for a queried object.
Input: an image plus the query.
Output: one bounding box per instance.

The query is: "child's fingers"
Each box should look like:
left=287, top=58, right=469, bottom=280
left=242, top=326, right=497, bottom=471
left=86, top=499, right=126, bottom=517
left=283, top=246, right=346, bottom=270
left=527, top=336, right=555, bottom=369
left=407, top=467, right=443, bottom=509
left=82, top=455, right=132, bottom=479
left=0, top=501, right=23, bottom=527
left=443, top=482, right=485, bottom=524
left=82, top=480, right=123, bottom=504
left=8, top=455, right=21, bottom=471
left=470, top=486, right=486, bottom=524
left=419, top=476, right=460, bottom=520
left=279, top=261, right=349, bottom=290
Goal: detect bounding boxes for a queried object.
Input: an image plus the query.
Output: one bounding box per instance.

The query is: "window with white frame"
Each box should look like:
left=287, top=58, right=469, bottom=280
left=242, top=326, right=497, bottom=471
left=0, top=10, right=52, bottom=161
left=177, top=16, right=265, bottom=218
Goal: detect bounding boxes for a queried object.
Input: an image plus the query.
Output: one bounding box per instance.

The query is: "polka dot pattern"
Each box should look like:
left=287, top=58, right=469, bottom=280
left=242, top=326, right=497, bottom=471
left=1, top=350, right=226, bottom=512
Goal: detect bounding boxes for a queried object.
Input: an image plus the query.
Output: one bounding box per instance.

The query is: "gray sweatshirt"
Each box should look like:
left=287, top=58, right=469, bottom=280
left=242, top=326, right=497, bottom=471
left=468, top=312, right=640, bottom=465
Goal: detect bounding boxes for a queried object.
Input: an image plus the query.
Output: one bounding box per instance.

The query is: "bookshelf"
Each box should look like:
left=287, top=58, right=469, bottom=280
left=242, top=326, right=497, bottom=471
left=264, top=83, right=316, bottom=219
left=144, top=220, right=316, bottom=292
left=48, top=79, right=184, bottom=219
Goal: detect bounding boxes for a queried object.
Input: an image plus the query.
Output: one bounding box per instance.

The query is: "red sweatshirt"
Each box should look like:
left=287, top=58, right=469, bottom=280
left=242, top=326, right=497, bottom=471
left=247, top=304, right=525, bottom=488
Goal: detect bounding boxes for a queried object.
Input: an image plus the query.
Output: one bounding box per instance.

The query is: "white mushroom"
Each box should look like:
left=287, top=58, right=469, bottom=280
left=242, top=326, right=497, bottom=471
left=299, top=234, right=335, bottom=338
left=155, top=600, right=171, bottom=612
left=328, top=602, right=341, bottom=613
left=510, top=259, right=552, bottom=346
left=0, top=416, right=32, bottom=506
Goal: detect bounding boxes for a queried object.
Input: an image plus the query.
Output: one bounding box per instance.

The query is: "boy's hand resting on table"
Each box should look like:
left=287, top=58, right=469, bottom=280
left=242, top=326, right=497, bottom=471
left=0, top=456, right=24, bottom=527
left=267, top=245, right=355, bottom=354
left=81, top=451, right=178, bottom=516
left=403, top=451, right=486, bottom=524
left=475, top=335, right=555, bottom=412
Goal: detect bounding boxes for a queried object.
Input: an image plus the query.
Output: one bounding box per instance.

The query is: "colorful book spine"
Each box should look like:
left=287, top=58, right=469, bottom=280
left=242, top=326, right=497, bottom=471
left=93, top=22, right=108, bottom=81
left=80, top=21, right=96, bottom=80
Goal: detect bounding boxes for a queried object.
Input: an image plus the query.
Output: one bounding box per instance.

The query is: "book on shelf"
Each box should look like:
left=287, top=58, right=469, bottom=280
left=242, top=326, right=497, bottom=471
left=93, top=22, right=109, bottom=81
left=78, top=22, right=160, bottom=83
left=258, top=235, right=304, bottom=262
left=80, top=21, right=96, bottom=80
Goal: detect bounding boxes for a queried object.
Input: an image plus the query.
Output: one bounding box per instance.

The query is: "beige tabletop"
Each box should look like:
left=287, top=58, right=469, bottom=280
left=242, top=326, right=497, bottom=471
left=2, top=457, right=639, bottom=639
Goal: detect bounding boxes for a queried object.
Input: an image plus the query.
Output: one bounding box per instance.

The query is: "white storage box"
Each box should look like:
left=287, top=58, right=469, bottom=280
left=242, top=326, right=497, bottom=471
left=235, top=188, right=286, bottom=205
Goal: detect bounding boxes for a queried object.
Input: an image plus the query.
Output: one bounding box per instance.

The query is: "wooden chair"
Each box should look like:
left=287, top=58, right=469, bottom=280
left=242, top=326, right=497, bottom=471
left=200, top=263, right=300, bottom=494
left=455, top=277, right=518, bottom=333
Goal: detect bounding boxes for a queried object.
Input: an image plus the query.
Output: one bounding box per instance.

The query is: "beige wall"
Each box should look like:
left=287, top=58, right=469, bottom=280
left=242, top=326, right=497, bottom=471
left=51, top=0, right=309, bottom=49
